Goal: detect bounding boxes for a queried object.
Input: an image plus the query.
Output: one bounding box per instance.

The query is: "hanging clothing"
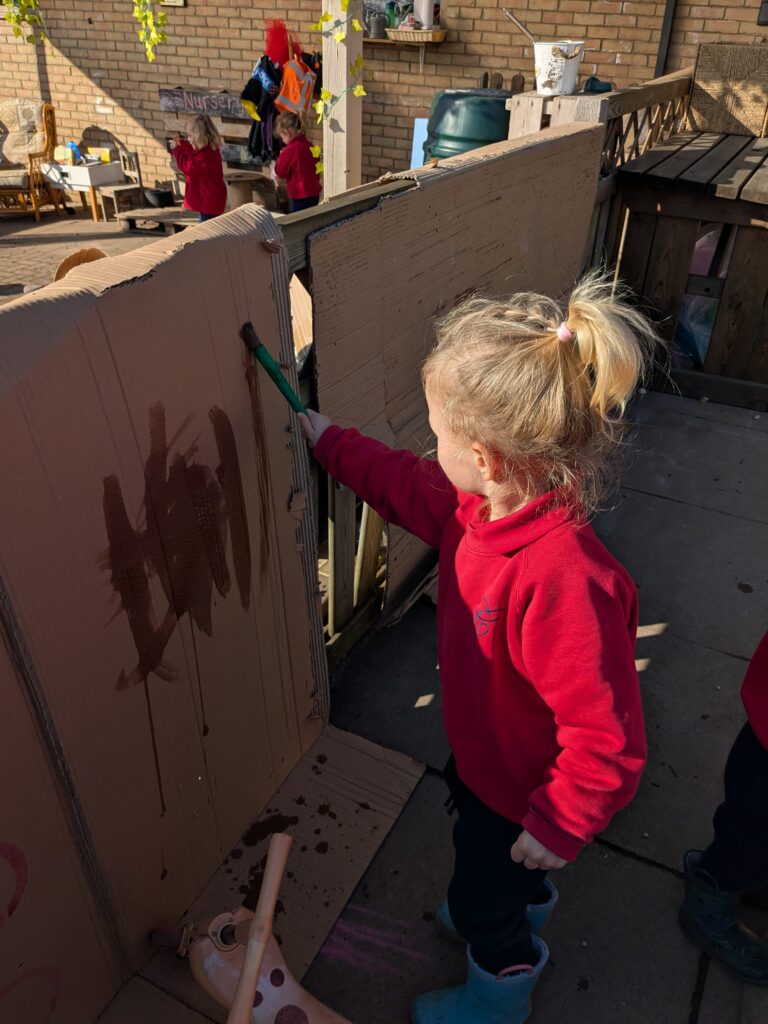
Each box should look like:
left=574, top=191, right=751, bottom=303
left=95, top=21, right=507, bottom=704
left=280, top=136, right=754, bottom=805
left=241, top=57, right=284, bottom=164
left=301, top=51, right=323, bottom=95
left=274, top=58, right=316, bottom=118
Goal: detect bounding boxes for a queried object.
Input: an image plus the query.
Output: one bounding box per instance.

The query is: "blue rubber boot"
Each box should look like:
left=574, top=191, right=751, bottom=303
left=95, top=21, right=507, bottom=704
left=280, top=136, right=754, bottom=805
left=411, top=936, right=548, bottom=1024
left=679, top=850, right=768, bottom=985
left=436, top=879, right=558, bottom=941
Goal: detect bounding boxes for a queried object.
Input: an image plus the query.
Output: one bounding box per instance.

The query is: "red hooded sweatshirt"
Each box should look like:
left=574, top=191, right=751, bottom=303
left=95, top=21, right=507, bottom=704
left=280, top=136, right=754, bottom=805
left=274, top=134, right=321, bottom=200
left=315, top=426, right=646, bottom=861
left=742, top=631, right=768, bottom=749
left=173, top=140, right=227, bottom=216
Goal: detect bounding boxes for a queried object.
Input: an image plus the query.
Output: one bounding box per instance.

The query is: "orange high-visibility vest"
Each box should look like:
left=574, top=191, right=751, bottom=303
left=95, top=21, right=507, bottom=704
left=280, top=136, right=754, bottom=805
left=275, top=59, right=316, bottom=117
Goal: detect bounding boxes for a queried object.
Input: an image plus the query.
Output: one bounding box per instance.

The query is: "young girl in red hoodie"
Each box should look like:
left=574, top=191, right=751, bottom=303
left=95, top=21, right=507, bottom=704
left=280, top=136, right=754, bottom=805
left=171, top=115, right=227, bottom=222
left=273, top=112, right=321, bottom=213
left=300, top=275, right=658, bottom=1024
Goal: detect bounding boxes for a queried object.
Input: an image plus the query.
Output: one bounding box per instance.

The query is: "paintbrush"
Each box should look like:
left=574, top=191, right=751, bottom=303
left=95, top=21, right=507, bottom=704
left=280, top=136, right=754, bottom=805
left=241, top=322, right=307, bottom=415
left=502, top=8, right=537, bottom=45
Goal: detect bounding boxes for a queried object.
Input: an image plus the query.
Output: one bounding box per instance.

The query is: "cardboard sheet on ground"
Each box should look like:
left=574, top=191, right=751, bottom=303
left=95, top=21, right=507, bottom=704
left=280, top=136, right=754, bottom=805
left=309, top=125, right=603, bottom=599
left=142, top=725, right=424, bottom=1021
left=0, top=206, right=327, bottom=1022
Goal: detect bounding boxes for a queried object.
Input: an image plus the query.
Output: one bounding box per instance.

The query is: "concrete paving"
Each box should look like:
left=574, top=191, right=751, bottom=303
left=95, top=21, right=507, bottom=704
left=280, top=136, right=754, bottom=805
left=0, top=208, right=152, bottom=303
left=305, top=389, right=768, bottom=1023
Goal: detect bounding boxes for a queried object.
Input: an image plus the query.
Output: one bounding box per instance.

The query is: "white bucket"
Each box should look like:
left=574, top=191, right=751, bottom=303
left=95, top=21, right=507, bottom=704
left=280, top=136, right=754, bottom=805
left=534, top=40, right=585, bottom=96
left=414, top=0, right=433, bottom=28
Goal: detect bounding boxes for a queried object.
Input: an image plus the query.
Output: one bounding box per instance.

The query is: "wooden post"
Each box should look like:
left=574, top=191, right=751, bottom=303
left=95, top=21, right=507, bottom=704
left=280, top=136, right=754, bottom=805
left=322, top=0, right=363, bottom=198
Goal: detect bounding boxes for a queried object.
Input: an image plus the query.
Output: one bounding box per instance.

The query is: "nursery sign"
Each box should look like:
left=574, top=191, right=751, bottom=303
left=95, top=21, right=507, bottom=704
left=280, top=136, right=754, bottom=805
left=159, top=87, right=249, bottom=120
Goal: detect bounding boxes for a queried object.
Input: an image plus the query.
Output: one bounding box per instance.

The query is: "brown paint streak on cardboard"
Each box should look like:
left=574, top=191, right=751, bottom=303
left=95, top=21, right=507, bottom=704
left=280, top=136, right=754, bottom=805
left=244, top=363, right=272, bottom=582
left=210, top=406, right=252, bottom=610
left=103, top=402, right=254, bottom=793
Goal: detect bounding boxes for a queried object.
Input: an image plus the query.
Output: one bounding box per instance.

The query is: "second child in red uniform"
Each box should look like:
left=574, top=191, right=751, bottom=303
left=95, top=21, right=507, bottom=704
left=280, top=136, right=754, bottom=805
left=300, top=275, right=659, bottom=1024
left=273, top=112, right=321, bottom=213
left=171, top=115, right=227, bottom=222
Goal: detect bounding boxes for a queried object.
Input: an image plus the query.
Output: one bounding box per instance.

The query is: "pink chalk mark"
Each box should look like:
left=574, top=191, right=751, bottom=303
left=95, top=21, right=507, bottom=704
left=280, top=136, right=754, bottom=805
left=0, top=966, right=62, bottom=1019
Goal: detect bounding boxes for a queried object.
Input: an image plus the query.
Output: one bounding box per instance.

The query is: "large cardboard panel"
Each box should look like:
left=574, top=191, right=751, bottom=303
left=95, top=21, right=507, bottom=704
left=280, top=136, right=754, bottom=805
left=0, top=207, right=327, bottom=983
left=0, top=641, right=122, bottom=1024
left=309, top=126, right=603, bottom=595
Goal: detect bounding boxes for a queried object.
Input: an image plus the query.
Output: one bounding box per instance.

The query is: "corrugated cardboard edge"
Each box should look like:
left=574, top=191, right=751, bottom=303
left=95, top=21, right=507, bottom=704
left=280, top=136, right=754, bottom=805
left=0, top=205, right=329, bottom=719
left=142, top=724, right=425, bottom=1021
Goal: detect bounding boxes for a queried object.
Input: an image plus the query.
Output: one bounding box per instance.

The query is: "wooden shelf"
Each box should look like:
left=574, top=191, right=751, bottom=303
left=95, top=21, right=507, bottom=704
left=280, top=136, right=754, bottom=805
left=363, top=35, right=446, bottom=47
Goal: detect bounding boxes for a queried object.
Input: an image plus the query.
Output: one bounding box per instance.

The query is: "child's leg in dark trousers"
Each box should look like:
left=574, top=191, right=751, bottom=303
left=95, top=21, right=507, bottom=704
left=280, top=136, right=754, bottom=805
left=445, top=757, right=547, bottom=974
left=699, top=722, right=768, bottom=891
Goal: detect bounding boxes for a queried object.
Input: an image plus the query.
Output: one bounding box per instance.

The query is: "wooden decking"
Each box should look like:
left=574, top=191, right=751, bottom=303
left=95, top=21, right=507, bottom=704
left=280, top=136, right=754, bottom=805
left=618, top=131, right=768, bottom=204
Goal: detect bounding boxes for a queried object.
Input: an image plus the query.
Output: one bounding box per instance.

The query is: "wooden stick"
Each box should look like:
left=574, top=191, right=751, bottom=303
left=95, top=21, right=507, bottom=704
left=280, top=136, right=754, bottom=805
left=502, top=9, right=537, bottom=45
left=226, top=833, right=293, bottom=1024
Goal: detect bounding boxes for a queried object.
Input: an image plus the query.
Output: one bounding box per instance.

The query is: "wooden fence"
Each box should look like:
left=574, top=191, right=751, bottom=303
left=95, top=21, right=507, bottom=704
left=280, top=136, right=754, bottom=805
left=508, top=68, right=694, bottom=269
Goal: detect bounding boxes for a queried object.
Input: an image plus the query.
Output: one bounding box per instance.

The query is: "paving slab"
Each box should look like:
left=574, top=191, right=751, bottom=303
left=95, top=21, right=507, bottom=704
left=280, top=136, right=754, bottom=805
left=0, top=209, right=154, bottom=305
left=330, top=600, right=449, bottom=771
left=603, top=632, right=747, bottom=869
left=626, top=396, right=768, bottom=522
left=741, top=980, right=768, bottom=1023
left=97, top=977, right=215, bottom=1023
left=698, top=963, right=742, bottom=1024
left=594, top=489, right=768, bottom=660
left=304, top=772, right=699, bottom=1023
left=303, top=773, right=464, bottom=1019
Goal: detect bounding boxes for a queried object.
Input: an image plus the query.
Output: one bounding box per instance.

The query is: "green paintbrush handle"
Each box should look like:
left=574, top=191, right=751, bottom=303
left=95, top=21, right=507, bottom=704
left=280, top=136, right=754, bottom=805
left=241, top=322, right=306, bottom=415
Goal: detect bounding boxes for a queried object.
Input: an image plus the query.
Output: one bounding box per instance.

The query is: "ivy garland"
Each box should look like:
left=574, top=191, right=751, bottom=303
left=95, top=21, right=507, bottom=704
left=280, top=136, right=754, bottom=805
left=2, top=0, right=47, bottom=44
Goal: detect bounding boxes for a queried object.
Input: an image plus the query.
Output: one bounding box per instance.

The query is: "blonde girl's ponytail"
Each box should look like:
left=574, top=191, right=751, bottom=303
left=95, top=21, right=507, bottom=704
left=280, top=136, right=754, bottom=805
left=565, top=274, right=659, bottom=430
left=423, top=271, right=662, bottom=515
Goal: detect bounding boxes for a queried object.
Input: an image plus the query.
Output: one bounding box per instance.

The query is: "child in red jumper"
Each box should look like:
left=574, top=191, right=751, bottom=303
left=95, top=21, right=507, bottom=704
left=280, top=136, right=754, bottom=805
left=300, top=275, right=658, bottom=1024
left=680, top=630, right=768, bottom=984
left=171, top=115, right=227, bottom=222
left=273, top=112, right=321, bottom=213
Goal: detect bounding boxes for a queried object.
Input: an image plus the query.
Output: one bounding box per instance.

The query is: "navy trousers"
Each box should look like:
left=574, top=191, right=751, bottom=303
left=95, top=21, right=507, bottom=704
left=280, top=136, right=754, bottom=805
left=444, top=757, right=549, bottom=974
left=700, top=722, right=768, bottom=891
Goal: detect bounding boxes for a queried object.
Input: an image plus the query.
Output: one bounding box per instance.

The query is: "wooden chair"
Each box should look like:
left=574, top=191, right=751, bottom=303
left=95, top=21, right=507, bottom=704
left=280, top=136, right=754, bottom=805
left=0, top=100, right=62, bottom=222
left=98, top=150, right=145, bottom=221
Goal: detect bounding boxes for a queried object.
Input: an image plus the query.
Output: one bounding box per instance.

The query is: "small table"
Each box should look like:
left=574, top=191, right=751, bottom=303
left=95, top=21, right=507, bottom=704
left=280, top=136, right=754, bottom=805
left=42, top=161, right=126, bottom=222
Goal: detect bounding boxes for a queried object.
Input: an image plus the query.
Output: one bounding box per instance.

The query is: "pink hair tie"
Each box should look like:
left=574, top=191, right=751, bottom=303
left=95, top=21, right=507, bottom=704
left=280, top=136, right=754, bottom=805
left=556, top=322, right=575, bottom=342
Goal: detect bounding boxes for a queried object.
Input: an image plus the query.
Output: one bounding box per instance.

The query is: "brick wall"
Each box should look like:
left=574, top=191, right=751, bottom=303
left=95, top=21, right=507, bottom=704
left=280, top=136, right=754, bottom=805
left=0, top=1, right=320, bottom=188
left=1, top=0, right=766, bottom=191
left=362, top=0, right=767, bottom=179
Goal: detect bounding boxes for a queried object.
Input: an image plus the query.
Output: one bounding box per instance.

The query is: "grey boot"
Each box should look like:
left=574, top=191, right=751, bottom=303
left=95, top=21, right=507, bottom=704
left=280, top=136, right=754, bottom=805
left=436, top=879, right=558, bottom=942
left=679, top=850, right=768, bottom=985
left=412, top=937, right=548, bottom=1024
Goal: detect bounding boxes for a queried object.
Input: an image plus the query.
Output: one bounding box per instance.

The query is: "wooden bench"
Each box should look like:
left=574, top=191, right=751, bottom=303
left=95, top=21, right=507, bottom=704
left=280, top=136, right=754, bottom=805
left=117, top=207, right=198, bottom=234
